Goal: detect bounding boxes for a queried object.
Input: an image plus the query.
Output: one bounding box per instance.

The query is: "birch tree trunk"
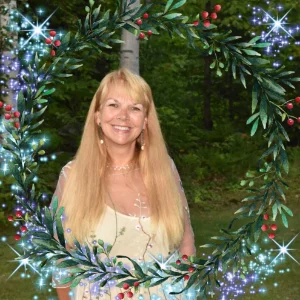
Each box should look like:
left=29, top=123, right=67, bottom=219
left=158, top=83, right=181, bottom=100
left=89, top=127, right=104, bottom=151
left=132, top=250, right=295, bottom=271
left=0, top=0, right=18, bottom=107
left=120, top=0, right=140, bottom=75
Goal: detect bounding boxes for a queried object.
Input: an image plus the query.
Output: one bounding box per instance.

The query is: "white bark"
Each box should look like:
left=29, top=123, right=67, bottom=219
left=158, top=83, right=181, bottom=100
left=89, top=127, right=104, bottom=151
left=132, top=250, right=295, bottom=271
left=0, top=0, right=18, bottom=106
left=120, top=0, right=140, bottom=75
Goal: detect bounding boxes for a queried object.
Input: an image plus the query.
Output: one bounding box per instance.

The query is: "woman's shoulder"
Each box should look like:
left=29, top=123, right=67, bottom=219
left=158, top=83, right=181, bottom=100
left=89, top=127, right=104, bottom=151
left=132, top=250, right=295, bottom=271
left=59, top=160, right=75, bottom=178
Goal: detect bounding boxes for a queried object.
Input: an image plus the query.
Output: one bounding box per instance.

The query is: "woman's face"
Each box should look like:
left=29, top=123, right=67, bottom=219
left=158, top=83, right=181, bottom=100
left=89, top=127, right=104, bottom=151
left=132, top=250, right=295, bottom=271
left=95, top=83, right=148, bottom=147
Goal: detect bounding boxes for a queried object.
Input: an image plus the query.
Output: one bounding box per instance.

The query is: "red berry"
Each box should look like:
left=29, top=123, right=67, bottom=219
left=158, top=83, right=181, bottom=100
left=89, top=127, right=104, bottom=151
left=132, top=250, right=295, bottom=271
left=139, top=32, right=145, bottom=39
left=263, top=214, right=269, bottom=220
left=14, top=234, right=21, bottom=241
left=117, top=293, right=124, bottom=299
left=188, top=267, right=194, bottom=273
left=127, top=291, right=134, bottom=298
left=13, top=111, right=20, bottom=118
left=50, top=50, right=56, bottom=57
left=0, top=101, right=3, bottom=108
left=143, top=13, right=149, bottom=19
left=184, top=275, right=190, bottom=280
left=193, top=20, right=199, bottom=26
left=15, top=211, right=22, bottom=218
left=5, top=104, right=12, bottom=111
left=286, top=103, right=293, bottom=110
left=182, top=254, right=188, bottom=261
left=261, top=224, right=268, bottom=232
left=287, top=118, right=294, bottom=126
left=201, top=11, right=209, bottom=19
left=50, top=31, right=56, bottom=37
left=147, top=30, right=152, bottom=36
left=136, top=19, right=143, bottom=25
left=45, top=38, right=52, bottom=44
left=176, top=259, right=181, bottom=265
left=214, top=5, right=222, bottom=12
left=133, top=281, right=139, bottom=287
left=8, top=215, right=14, bottom=222
left=54, top=40, right=61, bottom=47
left=269, top=233, right=275, bottom=239
left=4, top=113, right=11, bottom=120
left=123, top=283, right=130, bottom=290
left=14, top=122, right=20, bottom=129
left=210, top=12, right=218, bottom=20
left=21, top=226, right=27, bottom=233
left=203, top=20, right=211, bottom=28
left=297, top=117, right=300, bottom=123
left=270, top=224, right=278, bottom=231
left=295, top=97, right=300, bottom=104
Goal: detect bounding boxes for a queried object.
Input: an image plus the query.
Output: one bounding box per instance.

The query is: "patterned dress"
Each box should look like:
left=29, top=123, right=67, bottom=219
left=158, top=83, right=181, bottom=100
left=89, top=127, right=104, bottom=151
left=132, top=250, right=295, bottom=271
left=51, top=159, right=196, bottom=300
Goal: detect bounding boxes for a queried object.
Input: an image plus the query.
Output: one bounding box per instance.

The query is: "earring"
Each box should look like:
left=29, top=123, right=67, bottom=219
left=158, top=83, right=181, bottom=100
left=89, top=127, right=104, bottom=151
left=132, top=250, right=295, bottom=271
left=141, top=129, right=145, bottom=151
left=98, top=123, right=104, bottom=144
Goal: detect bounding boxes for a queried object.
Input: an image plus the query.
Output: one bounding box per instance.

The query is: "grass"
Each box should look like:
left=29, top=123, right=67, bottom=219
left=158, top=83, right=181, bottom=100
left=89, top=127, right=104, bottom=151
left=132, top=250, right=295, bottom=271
left=1, top=156, right=300, bottom=299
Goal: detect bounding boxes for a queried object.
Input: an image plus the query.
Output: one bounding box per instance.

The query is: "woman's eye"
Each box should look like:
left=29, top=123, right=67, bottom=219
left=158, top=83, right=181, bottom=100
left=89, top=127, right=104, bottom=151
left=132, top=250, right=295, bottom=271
left=132, top=107, right=141, bottom=111
left=109, top=103, right=118, bottom=107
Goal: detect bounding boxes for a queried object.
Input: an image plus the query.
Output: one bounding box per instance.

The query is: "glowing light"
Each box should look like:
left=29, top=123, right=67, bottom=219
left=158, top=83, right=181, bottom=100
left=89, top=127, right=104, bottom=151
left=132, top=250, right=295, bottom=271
left=18, top=9, right=57, bottom=49
left=6, top=244, right=42, bottom=279
left=270, top=233, right=300, bottom=265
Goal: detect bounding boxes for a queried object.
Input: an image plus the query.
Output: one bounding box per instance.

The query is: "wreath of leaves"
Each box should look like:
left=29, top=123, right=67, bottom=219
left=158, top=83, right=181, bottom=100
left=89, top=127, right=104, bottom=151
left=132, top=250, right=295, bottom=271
left=1, top=0, right=299, bottom=298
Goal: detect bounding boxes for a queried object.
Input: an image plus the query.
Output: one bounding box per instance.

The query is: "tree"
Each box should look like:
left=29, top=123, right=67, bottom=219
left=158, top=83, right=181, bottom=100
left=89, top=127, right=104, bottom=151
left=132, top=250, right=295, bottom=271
left=120, top=0, right=140, bottom=74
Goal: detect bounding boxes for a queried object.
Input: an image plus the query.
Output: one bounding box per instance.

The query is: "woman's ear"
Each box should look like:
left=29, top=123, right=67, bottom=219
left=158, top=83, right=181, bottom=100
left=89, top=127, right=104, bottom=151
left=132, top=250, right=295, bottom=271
left=95, top=110, right=101, bottom=125
left=143, top=117, right=148, bottom=130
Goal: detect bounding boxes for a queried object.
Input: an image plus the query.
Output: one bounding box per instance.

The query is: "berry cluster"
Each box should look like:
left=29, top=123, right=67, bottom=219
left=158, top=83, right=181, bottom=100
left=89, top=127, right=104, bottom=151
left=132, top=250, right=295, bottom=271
left=117, top=281, right=139, bottom=299
left=8, top=210, right=27, bottom=241
left=261, top=213, right=277, bottom=239
left=45, top=31, right=61, bottom=57
left=117, top=254, right=193, bottom=299
left=135, top=13, right=152, bottom=40
left=0, top=101, right=21, bottom=129
left=285, top=96, right=300, bottom=126
left=193, top=4, right=221, bottom=28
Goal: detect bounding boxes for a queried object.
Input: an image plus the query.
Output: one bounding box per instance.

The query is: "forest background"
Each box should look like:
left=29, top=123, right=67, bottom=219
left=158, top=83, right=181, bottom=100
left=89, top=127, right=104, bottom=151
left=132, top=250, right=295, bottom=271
left=0, top=0, right=300, bottom=299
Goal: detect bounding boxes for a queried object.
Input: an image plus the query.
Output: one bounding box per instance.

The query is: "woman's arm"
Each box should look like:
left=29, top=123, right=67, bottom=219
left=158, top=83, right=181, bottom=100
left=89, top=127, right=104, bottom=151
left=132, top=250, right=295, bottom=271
left=170, top=158, right=197, bottom=256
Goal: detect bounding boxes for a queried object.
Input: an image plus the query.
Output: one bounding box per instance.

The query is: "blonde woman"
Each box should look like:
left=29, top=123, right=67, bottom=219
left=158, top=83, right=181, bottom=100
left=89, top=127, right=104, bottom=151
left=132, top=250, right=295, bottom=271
left=51, top=68, right=196, bottom=300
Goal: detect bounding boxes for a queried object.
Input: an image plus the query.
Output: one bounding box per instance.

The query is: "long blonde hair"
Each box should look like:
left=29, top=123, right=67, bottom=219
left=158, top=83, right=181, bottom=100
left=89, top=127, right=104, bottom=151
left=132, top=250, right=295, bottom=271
left=59, top=68, right=184, bottom=251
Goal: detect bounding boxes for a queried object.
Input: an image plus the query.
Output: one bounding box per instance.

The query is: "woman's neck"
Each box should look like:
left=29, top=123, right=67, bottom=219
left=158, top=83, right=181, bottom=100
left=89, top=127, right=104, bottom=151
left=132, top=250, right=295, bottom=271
left=106, top=143, right=137, bottom=166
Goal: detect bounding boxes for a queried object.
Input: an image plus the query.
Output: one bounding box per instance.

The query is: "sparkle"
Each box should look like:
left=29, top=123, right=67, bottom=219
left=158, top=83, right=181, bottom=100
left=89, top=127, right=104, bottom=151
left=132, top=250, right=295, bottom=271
left=6, top=244, right=42, bottom=280
left=18, top=9, right=58, bottom=49
left=261, top=8, right=294, bottom=40
left=270, top=233, right=300, bottom=265
left=147, top=251, right=177, bottom=269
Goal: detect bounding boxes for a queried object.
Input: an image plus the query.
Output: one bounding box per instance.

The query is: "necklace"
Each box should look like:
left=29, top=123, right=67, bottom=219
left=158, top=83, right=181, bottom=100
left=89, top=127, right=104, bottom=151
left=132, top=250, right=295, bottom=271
left=106, top=159, right=136, bottom=171
left=107, top=167, right=140, bottom=176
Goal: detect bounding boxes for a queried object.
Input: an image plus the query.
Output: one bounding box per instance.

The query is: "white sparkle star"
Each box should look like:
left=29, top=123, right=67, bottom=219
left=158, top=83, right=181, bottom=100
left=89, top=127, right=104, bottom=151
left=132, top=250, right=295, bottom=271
left=6, top=244, right=42, bottom=280
left=270, top=233, right=300, bottom=265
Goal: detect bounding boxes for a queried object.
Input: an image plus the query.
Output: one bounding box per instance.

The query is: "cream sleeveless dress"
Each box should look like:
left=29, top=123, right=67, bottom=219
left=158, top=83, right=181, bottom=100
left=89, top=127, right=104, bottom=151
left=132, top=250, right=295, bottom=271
left=51, top=161, right=196, bottom=300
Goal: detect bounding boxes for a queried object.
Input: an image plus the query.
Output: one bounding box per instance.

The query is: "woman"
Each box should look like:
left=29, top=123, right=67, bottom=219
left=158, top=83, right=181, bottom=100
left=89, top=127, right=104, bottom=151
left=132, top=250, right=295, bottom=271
left=51, top=68, right=196, bottom=300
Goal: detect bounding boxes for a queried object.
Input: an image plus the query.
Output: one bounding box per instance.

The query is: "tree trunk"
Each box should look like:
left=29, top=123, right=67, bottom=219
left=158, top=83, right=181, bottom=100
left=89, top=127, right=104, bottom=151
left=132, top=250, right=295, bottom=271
left=203, top=0, right=213, bottom=130
left=0, top=0, right=18, bottom=107
left=120, top=0, right=140, bottom=75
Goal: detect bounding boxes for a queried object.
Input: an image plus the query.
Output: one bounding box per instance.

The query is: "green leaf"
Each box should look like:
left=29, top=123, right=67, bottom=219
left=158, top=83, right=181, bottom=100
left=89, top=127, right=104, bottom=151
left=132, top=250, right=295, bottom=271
left=232, top=60, right=236, bottom=79
left=252, top=42, right=271, bottom=48
left=163, top=13, right=182, bottom=19
left=57, top=259, right=79, bottom=268
left=164, top=0, right=175, bottom=13
left=250, top=119, right=259, bottom=136
left=249, top=36, right=261, bottom=44
left=55, top=207, right=65, bottom=248
left=240, top=180, right=247, bottom=186
left=171, top=0, right=186, bottom=10
left=281, top=211, right=288, bottom=228
left=17, top=91, right=25, bottom=115
left=242, top=49, right=261, bottom=56
left=246, top=112, right=259, bottom=125
left=280, top=148, right=289, bottom=174
left=224, top=36, right=242, bottom=42
left=85, top=6, right=90, bottom=13
left=261, top=77, right=286, bottom=96
left=281, top=204, right=293, bottom=217
left=259, top=95, right=268, bottom=129
left=252, top=81, right=259, bottom=113
left=272, top=203, right=278, bottom=220
left=43, top=88, right=56, bottom=96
